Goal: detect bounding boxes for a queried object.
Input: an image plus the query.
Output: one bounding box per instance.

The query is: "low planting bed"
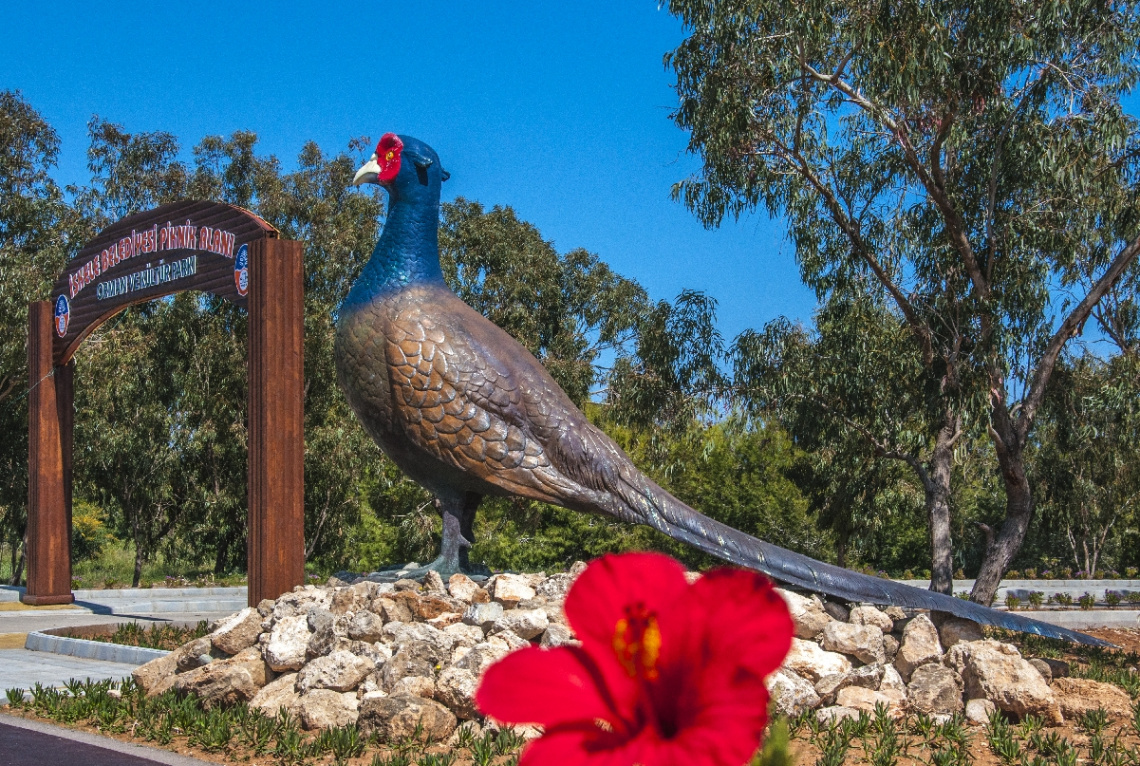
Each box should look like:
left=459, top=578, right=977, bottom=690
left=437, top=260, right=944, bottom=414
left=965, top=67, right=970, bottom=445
left=6, top=566, right=1140, bottom=765
left=44, top=621, right=212, bottom=651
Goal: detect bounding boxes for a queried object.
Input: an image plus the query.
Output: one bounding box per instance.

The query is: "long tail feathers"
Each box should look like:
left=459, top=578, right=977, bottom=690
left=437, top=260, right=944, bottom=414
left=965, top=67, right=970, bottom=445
left=630, top=482, right=1111, bottom=647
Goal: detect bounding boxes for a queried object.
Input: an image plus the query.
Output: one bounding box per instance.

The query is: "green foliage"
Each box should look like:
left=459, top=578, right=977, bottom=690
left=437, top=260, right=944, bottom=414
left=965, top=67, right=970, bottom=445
left=92, top=620, right=211, bottom=651
left=70, top=500, right=115, bottom=561
left=607, top=289, right=727, bottom=430
left=0, top=90, right=77, bottom=583
left=1036, top=353, right=1140, bottom=578
left=665, top=0, right=1140, bottom=600
left=752, top=718, right=794, bottom=766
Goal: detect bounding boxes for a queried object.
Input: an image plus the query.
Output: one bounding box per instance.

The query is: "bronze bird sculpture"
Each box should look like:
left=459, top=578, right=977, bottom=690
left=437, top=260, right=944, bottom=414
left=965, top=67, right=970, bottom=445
left=335, top=133, right=1104, bottom=645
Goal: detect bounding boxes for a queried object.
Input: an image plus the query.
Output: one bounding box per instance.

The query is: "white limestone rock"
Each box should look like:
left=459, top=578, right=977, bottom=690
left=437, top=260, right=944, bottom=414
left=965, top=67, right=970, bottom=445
left=209, top=607, right=264, bottom=656
left=767, top=668, right=821, bottom=716
left=250, top=672, right=300, bottom=717
left=295, top=649, right=375, bottom=694
left=849, top=605, right=895, bottom=633
left=945, top=640, right=1060, bottom=723
left=894, top=613, right=943, bottom=681
left=491, top=608, right=549, bottom=640
left=776, top=589, right=834, bottom=640
left=488, top=574, right=536, bottom=606
left=447, top=573, right=483, bottom=603
left=782, top=638, right=852, bottom=682
left=821, top=622, right=887, bottom=666
left=264, top=614, right=314, bottom=672
left=965, top=698, right=996, bottom=725
left=907, top=663, right=964, bottom=715
left=296, top=689, right=359, bottom=730
left=347, top=610, right=386, bottom=643
left=938, top=618, right=984, bottom=649
left=463, top=602, right=505, bottom=632
left=436, top=667, right=481, bottom=719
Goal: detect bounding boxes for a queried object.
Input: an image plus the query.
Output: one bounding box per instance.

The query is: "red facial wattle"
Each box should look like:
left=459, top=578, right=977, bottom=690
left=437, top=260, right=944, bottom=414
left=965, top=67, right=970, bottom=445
left=377, top=133, right=403, bottom=183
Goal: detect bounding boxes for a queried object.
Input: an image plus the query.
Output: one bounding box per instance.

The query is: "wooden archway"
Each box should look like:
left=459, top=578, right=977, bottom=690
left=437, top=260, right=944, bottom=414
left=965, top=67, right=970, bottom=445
left=25, top=201, right=304, bottom=607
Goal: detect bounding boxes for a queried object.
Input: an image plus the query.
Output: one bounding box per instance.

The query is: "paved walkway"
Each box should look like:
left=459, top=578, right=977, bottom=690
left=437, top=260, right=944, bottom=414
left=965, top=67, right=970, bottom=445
left=0, top=714, right=213, bottom=765
left=0, top=649, right=140, bottom=699
left=0, top=587, right=241, bottom=702
left=0, top=611, right=230, bottom=636
left=0, top=587, right=241, bottom=761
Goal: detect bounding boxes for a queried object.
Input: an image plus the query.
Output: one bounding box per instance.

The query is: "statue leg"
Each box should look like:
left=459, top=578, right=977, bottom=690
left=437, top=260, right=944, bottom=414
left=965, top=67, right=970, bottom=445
left=419, top=491, right=482, bottom=577
left=457, top=492, right=480, bottom=571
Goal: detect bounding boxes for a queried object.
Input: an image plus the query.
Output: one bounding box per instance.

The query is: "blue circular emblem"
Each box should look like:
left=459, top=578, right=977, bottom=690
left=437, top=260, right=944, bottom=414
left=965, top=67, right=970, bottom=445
left=234, top=244, right=249, bottom=297
left=54, top=294, right=70, bottom=337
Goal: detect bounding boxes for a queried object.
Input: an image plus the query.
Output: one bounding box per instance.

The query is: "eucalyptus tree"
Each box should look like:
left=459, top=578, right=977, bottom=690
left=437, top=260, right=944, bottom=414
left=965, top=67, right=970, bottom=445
left=605, top=289, right=727, bottom=433
left=0, top=91, right=76, bottom=582
left=734, top=296, right=969, bottom=587
left=1036, top=352, right=1140, bottom=577
left=68, top=118, right=193, bottom=583
left=667, top=0, right=1140, bottom=603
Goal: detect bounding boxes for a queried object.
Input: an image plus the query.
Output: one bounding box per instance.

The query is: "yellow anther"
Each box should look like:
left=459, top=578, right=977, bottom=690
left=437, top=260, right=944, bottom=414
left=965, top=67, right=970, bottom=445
left=612, top=603, right=661, bottom=680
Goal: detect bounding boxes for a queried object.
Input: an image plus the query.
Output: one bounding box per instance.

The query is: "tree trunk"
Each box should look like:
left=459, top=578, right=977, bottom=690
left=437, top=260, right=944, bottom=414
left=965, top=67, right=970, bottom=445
left=214, top=531, right=230, bottom=576
left=133, top=545, right=144, bottom=588
left=927, top=416, right=957, bottom=594
left=11, top=535, right=25, bottom=587
left=971, top=440, right=1033, bottom=605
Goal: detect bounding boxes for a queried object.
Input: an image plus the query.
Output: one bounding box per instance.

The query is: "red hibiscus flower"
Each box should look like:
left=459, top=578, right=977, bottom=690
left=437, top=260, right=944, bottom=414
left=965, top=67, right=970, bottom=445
left=474, top=552, right=794, bottom=766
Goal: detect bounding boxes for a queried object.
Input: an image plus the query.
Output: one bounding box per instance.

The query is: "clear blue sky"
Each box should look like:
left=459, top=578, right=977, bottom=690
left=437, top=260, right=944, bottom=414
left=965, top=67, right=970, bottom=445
left=1, top=1, right=815, bottom=343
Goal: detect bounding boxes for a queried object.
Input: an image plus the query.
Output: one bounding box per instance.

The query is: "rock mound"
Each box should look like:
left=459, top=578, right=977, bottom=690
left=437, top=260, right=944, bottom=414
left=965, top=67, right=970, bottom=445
left=134, top=568, right=1081, bottom=741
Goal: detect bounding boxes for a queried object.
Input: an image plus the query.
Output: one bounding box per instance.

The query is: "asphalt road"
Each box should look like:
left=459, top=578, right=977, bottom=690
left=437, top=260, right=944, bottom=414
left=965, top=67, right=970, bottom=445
left=0, top=716, right=211, bottom=765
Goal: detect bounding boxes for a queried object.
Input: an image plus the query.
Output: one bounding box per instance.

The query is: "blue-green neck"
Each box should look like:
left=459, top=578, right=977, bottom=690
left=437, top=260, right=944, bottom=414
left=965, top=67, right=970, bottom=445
left=342, top=198, right=444, bottom=312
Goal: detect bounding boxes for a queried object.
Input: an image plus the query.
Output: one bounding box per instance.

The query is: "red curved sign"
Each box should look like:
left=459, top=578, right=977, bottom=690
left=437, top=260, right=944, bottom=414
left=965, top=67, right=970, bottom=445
left=50, top=200, right=277, bottom=365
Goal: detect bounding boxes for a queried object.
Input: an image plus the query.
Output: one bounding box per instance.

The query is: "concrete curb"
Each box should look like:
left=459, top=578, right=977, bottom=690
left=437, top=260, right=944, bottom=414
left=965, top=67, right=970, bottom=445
left=24, top=631, right=169, bottom=665
left=1010, top=609, right=1140, bottom=630
left=0, top=711, right=215, bottom=765
left=895, top=579, right=1140, bottom=602
left=0, top=585, right=27, bottom=602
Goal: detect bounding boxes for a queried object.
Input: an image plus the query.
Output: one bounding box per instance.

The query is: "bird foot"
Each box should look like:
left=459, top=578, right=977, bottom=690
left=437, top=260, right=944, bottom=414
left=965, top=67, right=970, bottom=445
left=397, top=555, right=491, bottom=582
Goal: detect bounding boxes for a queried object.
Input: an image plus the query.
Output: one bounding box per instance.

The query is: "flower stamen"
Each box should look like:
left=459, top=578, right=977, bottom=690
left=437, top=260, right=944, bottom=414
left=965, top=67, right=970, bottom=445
left=612, top=602, right=661, bottom=680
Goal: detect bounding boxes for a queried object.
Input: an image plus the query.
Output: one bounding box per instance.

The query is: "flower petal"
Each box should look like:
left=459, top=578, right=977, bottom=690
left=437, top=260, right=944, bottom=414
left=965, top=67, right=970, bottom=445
left=562, top=552, right=690, bottom=715
left=564, top=552, right=689, bottom=660
left=666, top=689, right=771, bottom=766
left=662, top=568, right=793, bottom=681
left=475, top=646, right=618, bottom=728
left=521, top=725, right=655, bottom=766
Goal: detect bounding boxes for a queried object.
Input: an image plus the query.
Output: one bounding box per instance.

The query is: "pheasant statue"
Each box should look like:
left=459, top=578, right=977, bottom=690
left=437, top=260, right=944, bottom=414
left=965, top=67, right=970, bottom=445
left=336, top=133, right=1104, bottom=645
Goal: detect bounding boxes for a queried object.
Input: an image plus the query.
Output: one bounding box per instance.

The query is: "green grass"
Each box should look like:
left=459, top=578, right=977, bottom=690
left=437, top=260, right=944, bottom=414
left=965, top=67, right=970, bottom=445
left=68, top=543, right=246, bottom=589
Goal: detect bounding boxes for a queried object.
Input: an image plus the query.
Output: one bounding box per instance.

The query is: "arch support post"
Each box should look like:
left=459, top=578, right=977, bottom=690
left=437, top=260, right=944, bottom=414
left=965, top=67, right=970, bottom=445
left=23, top=301, right=74, bottom=605
left=247, top=238, right=305, bottom=605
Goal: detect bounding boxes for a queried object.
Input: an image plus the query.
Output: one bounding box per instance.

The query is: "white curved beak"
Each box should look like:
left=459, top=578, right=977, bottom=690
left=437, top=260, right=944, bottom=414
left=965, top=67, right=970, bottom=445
left=353, top=154, right=381, bottom=186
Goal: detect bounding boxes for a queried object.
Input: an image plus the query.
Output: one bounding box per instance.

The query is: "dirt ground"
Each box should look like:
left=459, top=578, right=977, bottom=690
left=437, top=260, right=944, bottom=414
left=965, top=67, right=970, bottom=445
left=1088, top=628, right=1140, bottom=655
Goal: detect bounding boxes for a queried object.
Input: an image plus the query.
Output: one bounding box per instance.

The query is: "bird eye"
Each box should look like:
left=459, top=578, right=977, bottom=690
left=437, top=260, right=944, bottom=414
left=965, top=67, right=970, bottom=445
left=386, top=151, right=395, bottom=162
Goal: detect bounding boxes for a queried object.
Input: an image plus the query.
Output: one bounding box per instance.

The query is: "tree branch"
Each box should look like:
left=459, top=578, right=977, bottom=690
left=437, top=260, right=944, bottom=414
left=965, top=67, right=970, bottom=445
left=1016, top=233, right=1140, bottom=443
left=776, top=129, right=935, bottom=363
left=803, top=395, right=931, bottom=488
left=803, top=65, right=992, bottom=306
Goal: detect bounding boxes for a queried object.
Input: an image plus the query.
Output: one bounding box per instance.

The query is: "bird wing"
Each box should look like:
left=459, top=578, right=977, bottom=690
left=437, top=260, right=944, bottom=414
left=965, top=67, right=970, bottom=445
left=381, top=288, right=601, bottom=505
left=382, top=287, right=1110, bottom=646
